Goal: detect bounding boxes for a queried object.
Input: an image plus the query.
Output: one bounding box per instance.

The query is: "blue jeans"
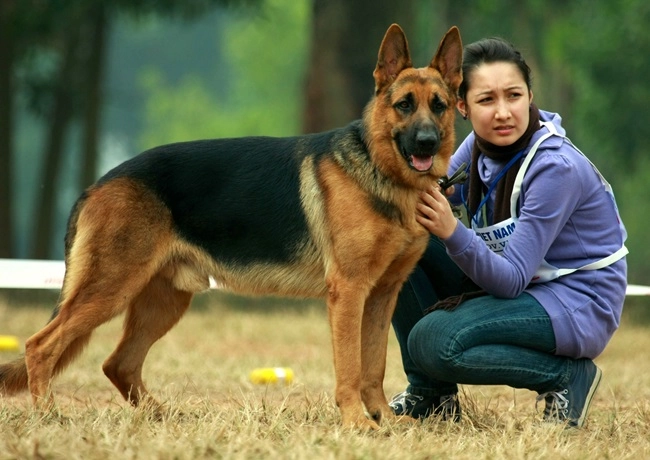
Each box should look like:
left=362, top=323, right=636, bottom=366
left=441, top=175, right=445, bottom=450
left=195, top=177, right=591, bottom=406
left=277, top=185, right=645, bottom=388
left=391, top=236, right=573, bottom=397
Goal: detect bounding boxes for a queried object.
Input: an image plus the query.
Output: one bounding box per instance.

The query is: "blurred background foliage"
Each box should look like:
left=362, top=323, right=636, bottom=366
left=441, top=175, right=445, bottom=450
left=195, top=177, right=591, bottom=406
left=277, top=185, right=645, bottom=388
left=0, top=0, right=648, bottom=285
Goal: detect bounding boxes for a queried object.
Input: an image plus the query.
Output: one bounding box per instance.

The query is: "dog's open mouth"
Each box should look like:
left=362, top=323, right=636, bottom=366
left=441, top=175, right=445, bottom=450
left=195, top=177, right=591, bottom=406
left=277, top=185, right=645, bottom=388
left=408, top=154, right=434, bottom=172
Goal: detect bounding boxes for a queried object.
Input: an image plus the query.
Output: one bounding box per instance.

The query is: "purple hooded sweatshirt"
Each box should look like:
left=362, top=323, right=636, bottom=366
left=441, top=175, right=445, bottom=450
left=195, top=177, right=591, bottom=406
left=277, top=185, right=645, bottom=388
left=445, top=110, right=627, bottom=359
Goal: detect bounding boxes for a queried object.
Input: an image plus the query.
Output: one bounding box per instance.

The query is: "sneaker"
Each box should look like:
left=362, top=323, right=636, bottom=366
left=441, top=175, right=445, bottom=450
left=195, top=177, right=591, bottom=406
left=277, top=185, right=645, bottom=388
left=536, top=359, right=602, bottom=428
left=389, top=391, right=461, bottom=421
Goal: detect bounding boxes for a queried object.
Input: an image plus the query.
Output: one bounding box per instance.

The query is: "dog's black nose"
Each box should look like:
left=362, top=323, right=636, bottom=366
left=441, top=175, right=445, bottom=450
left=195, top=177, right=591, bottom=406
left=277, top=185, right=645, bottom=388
left=416, top=130, right=440, bottom=150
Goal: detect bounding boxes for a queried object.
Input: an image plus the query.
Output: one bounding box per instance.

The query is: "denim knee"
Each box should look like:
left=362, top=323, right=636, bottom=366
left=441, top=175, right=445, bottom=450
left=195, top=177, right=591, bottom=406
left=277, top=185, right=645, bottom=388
left=407, top=311, right=458, bottom=381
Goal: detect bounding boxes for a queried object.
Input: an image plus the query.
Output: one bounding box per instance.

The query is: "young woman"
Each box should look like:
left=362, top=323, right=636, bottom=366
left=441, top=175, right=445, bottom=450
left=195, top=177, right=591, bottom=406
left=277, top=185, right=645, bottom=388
left=389, top=37, right=628, bottom=428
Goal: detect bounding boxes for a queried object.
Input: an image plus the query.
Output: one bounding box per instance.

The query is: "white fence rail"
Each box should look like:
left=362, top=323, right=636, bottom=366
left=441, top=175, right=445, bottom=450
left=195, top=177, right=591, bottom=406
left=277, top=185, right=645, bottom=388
left=0, top=258, right=649, bottom=295
left=0, top=259, right=219, bottom=290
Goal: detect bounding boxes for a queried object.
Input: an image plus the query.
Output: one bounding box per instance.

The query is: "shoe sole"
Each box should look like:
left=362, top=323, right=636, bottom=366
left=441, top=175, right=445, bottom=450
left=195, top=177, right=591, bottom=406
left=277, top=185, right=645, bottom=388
left=572, top=365, right=602, bottom=428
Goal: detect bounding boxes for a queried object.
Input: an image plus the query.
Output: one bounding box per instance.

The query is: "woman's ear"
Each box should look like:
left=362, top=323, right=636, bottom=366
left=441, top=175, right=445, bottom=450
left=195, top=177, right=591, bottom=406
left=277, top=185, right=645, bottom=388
left=457, top=99, right=468, bottom=120
left=529, top=90, right=534, bottom=104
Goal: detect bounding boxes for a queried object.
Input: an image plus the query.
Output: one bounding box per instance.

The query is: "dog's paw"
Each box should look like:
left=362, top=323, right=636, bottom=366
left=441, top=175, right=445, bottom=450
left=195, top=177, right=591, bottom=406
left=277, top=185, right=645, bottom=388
left=341, top=412, right=382, bottom=432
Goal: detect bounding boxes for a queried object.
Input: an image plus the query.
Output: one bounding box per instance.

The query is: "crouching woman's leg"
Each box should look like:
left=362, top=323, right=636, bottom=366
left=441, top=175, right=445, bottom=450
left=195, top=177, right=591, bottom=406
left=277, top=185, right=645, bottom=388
left=408, top=293, right=560, bottom=392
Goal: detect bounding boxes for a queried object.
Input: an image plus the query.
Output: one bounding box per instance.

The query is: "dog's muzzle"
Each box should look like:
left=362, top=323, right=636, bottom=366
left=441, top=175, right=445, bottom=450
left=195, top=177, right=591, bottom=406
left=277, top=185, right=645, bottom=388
left=398, top=128, right=440, bottom=172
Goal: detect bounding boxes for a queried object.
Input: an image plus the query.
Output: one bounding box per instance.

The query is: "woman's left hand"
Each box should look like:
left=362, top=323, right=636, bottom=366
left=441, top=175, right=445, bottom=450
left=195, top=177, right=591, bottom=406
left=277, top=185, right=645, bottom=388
left=416, top=185, right=458, bottom=239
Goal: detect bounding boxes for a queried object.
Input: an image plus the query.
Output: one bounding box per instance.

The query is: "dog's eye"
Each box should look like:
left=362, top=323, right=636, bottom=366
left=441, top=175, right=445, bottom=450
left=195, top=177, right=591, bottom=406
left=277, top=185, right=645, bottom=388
left=395, top=99, right=412, bottom=112
left=431, top=95, right=447, bottom=114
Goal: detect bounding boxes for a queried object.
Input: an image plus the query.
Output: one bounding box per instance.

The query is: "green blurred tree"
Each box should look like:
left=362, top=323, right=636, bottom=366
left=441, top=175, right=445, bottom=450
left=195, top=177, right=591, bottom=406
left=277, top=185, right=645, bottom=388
left=138, top=0, right=310, bottom=146
left=0, top=1, right=15, bottom=259
left=302, top=0, right=417, bottom=132
left=0, top=0, right=262, bottom=259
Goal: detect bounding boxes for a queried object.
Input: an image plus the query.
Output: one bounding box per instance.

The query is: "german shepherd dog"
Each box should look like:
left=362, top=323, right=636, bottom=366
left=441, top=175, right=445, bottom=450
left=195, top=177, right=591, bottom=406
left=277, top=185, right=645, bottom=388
left=0, top=24, right=462, bottom=430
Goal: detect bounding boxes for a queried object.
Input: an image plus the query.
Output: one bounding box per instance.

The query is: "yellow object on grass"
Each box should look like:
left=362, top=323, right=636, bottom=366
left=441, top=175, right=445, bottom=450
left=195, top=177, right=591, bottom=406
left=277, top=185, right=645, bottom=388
left=249, top=367, right=294, bottom=385
left=0, top=335, right=20, bottom=352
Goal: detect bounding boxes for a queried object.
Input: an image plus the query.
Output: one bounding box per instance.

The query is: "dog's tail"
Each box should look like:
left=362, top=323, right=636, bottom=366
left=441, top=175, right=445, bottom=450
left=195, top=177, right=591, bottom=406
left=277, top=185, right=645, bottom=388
left=0, top=358, right=29, bottom=395
left=0, top=192, right=91, bottom=396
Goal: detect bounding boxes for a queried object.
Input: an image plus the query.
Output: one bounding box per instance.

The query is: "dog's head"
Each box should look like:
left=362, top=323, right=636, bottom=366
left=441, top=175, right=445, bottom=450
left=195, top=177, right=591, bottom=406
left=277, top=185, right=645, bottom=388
left=365, top=25, right=462, bottom=185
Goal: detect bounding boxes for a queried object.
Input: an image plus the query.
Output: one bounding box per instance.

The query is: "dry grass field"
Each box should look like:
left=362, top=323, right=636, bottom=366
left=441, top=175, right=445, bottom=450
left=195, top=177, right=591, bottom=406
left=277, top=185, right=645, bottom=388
left=1, top=291, right=649, bottom=459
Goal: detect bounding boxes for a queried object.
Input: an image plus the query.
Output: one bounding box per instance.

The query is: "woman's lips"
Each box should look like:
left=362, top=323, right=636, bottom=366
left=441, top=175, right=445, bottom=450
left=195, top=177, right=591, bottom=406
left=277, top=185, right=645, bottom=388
left=494, top=125, right=514, bottom=136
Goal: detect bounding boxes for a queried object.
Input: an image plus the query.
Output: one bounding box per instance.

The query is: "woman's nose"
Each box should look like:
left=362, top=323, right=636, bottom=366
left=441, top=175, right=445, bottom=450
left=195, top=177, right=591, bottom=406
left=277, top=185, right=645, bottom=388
left=494, top=99, right=510, bottom=119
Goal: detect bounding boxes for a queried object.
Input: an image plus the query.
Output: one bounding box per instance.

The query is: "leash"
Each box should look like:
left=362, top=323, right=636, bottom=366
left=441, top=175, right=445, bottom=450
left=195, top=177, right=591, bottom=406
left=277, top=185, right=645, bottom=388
left=438, top=162, right=468, bottom=217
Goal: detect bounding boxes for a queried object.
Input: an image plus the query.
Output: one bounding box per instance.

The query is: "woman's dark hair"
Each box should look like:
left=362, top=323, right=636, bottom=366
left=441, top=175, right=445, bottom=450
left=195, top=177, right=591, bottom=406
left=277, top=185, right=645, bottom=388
left=458, top=37, right=533, bottom=100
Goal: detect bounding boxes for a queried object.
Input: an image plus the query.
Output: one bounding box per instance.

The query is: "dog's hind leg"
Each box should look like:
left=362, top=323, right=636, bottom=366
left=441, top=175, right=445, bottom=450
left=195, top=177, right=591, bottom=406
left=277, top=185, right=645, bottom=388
left=24, top=274, right=149, bottom=410
left=24, top=178, right=176, bottom=410
left=102, top=270, right=194, bottom=414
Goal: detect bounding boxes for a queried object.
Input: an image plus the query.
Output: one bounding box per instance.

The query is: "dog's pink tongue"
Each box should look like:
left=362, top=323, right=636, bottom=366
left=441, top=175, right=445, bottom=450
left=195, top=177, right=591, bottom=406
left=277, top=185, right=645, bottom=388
left=412, top=155, right=433, bottom=172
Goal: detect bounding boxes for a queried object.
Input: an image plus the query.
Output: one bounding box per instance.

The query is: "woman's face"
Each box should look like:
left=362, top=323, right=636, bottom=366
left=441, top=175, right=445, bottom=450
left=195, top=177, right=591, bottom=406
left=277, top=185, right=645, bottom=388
left=458, top=61, right=533, bottom=146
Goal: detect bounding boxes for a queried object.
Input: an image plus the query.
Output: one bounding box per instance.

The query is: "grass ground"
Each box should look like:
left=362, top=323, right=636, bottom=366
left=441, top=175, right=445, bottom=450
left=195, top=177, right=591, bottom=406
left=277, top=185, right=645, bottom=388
left=1, top=291, right=649, bottom=459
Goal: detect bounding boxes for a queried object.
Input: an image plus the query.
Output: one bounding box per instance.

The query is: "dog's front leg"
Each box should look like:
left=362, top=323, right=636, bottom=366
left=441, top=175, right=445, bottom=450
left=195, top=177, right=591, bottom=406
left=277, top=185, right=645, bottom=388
left=359, top=285, right=403, bottom=425
left=326, top=275, right=380, bottom=431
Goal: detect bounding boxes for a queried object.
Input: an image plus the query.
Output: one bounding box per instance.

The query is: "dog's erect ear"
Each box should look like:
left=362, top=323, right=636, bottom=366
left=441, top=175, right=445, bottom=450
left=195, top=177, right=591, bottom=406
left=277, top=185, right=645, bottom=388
left=430, top=26, right=463, bottom=95
left=373, top=24, right=412, bottom=94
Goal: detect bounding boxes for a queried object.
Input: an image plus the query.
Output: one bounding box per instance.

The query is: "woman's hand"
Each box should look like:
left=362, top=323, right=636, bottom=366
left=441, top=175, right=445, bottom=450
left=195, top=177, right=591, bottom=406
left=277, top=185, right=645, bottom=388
left=416, top=185, right=458, bottom=239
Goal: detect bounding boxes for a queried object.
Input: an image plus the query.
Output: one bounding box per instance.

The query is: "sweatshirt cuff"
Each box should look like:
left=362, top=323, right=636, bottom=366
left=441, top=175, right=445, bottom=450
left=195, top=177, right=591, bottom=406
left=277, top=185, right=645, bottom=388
left=443, top=221, right=475, bottom=255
